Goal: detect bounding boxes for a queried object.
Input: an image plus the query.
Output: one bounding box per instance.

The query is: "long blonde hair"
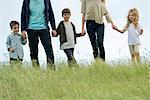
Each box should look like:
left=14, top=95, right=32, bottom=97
left=127, top=8, right=139, bottom=28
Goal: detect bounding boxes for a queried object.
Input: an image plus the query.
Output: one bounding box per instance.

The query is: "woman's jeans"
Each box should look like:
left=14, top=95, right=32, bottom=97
left=86, top=20, right=105, bottom=60
left=27, top=29, right=54, bottom=66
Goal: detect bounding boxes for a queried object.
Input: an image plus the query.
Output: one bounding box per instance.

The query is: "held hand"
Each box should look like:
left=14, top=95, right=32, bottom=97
left=9, top=48, right=16, bottom=52
left=52, top=30, right=57, bottom=37
left=112, top=23, right=117, bottom=30
left=139, top=29, right=143, bottom=35
left=22, top=31, right=27, bottom=39
left=81, top=29, right=86, bottom=36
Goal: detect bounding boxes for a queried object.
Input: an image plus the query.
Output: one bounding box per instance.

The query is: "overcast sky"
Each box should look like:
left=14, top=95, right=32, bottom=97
left=0, top=0, right=149, bottom=64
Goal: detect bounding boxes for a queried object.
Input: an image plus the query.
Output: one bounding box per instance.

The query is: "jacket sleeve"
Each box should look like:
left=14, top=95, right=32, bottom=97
left=6, top=36, right=11, bottom=51
left=71, top=22, right=81, bottom=37
left=48, top=0, right=56, bottom=30
left=81, top=0, right=86, bottom=14
left=56, top=22, right=63, bottom=36
left=21, top=0, right=27, bottom=32
left=102, top=4, right=113, bottom=23
left=75, top=33, right=82, bottom=37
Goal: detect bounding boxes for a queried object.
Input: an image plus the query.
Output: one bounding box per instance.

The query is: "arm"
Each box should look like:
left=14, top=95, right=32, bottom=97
left=21, top=0, right=27, bottom=32
left=115, top=25, right=127, bottom=33
left=81, top=0, right=86, bottom=36
left=54, top=21, right=65, bottom=37
left=103, top=4, right=113, bottom=24
left=48, top=0, right=57, bottom=37
left=6, top=36, right=11, bottom=51
left=71, top=22, right=82, bottom=37
left=6, top=36, right=15, bottom=52
left=21, top=0, right=28, bottom=38
left=81, top=14, right=86, bottom=36
left=116, top=28, right=126, bottom=33
left=103, top=4, right=117, bottom=30
left=55, top=22, right=62, bottom=37
left=48, top=0, right=56, bottom=30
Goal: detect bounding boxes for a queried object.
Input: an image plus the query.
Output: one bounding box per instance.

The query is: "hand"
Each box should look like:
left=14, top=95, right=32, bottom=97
left=112, top=23, right=117, bottom=30
left=52, top=30, right=57, bottom=37
left=9, top=48, right=16, bottom=52
left=139, top=29, right=143, bottom=35
left=22, top=31, right=27, bottom=39
left=81, top=29, right=86, bottom=36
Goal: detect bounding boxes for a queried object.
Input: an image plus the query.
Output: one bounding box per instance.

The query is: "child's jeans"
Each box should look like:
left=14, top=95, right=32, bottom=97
left=63, top=48, right=78, bottom=67
left=10, top=58, right=23, bottom=64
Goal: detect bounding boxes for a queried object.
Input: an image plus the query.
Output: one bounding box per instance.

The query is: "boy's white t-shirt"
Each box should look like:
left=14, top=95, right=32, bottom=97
left=60, top=22, right=75, bottom=50
left=127, top=23, right=142, bottom=45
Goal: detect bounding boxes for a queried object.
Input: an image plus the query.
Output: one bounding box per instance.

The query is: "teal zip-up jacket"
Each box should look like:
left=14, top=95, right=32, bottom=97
left=21, top=0, right=56, bottom=31
left=6, top=33, right=27, bottom=59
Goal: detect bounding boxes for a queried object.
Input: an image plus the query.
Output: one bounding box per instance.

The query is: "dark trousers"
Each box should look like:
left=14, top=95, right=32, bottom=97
left=86, top=20, right=105, bottom=60
left=27, top=29, right=54, bottom=66
left=10, top=58, right=23, bottom=64
left=63, top=48, right=77, bottom=67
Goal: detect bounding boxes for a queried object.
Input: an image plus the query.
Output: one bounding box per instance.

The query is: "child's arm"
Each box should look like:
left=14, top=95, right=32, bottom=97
left=75, top=32, right=86, bottom=37
left=53, top=22, right=62, bottom=37
left=115, top=25, right=128, bottom=33
left=71, top=22, right=85, bottom=37
left=116, top=28, right=126, bottom=33
left=6, top=36, right=16, bottom=52
left=75, top=33, right=81, bottom=37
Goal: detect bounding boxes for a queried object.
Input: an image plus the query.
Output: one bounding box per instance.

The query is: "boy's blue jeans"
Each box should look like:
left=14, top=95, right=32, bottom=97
left=63, top=48, right=74, bottom=61
left=86, top=20, right=105, bottom=60
left=63, top=48, right=78, bottom=67
left=27, top=29, right=54, bottom=66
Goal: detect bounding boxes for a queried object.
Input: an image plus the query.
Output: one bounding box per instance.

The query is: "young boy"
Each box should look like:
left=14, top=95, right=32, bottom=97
left=6, top=21, right=27, bottom=64
left=55, top=8, right=82, bottom=67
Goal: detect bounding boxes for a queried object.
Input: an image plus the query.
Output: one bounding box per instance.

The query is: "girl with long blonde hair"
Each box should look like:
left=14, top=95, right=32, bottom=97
left=115, top=8, right=143, bottom=63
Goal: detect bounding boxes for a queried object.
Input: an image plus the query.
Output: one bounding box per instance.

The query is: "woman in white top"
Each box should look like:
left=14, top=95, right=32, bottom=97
left=115, top=8, right=143, bottom=63
left=81, top=0, right=116, bottom=61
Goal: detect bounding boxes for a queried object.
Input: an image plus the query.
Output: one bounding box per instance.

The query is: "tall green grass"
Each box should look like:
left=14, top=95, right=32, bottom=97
left=0, top=62, right=150, bottom=100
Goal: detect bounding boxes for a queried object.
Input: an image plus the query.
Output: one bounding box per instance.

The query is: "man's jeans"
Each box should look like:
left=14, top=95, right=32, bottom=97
left=86, top=20, right=105, bottom=60
left=27, top=29, right=54, bottom=66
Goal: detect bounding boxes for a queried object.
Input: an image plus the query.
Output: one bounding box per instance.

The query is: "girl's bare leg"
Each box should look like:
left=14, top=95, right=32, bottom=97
left=135, top=53, right=140, bottom=63
left=131, top=54, right=136, bottom=63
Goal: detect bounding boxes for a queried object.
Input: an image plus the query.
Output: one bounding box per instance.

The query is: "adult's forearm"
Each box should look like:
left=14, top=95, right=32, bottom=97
left=82, top=14, right=85, bottom=31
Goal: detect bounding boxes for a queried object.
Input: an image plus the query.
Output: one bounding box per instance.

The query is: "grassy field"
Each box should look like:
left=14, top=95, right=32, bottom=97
left=0, top=62, right=150, bottom=100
